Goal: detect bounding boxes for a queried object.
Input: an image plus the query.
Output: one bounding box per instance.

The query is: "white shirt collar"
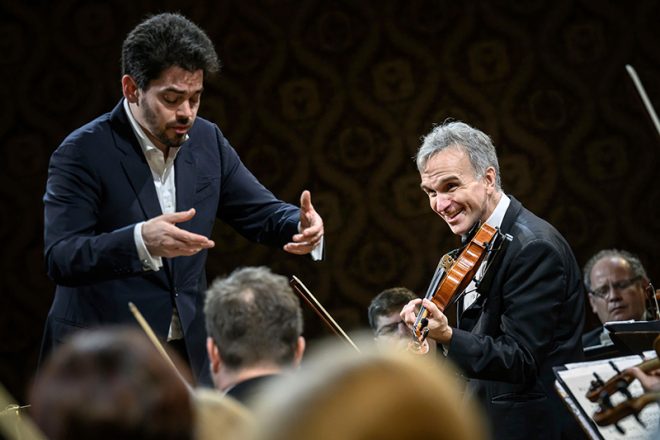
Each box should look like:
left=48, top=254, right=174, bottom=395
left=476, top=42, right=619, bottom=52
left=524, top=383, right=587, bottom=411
left=484, top=193, right=510, bottom=229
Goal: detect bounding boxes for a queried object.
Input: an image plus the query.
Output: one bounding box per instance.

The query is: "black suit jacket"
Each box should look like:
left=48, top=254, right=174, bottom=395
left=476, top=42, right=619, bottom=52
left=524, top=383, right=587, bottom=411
left=448, top=196, right=585, bottom=440
left=41, top=100, right=299, bottom=385
left=224, top=374, right=279, bottom=406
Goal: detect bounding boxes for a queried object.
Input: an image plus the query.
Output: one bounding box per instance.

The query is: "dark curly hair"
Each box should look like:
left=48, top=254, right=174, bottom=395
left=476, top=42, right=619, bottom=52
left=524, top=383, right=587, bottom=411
left=367, top=287, right=417, bottom=330
left=121, top=12, right=220, bottom=90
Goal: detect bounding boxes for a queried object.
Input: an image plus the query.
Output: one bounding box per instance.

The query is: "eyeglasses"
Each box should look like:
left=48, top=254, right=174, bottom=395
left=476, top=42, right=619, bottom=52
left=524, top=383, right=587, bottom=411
left=375, top=320, right=407, bottom=337
left=590, top=276, right=641, bottom=299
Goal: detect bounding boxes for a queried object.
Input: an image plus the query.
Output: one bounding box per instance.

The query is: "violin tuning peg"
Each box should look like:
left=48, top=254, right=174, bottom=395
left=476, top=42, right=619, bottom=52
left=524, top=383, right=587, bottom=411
left=620, top=387, right=633, bottom=399
left=591, top=372, right=604, bottom=387
left=608, top=360, right=622, bottom=375
left=599, top=394, right=613, bottom=409
left=421, top=327, right=430, bottom=342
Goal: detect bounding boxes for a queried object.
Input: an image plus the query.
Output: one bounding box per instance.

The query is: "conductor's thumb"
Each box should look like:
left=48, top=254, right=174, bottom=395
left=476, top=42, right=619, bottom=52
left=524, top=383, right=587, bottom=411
left=165, top=208, right=196, bottom=224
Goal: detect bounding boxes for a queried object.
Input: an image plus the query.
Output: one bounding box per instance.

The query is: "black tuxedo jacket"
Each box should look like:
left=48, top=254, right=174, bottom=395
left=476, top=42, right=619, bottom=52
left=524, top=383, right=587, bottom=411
left=448, top=196, right=585, bottom=440
left=41, top=100, right=299, bottom=385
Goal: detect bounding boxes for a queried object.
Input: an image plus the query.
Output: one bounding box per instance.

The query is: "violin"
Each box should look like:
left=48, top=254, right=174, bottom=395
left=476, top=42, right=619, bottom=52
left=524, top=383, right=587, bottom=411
left=409, top=222, right=510, bottom=353
left=586, top=356, right=660, bottom=403
left=592, top=391, right=660, bottom=431
left=588, top=334, right=660, bottom=433
left=586, top=318, right=660, bottom=403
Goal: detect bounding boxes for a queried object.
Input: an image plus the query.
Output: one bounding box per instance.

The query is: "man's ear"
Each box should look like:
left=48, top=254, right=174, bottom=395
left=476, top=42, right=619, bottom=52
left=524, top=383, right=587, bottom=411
left=484, top=166, right=497, bottom=192
left=206, top=337, right=222, bottom=373
left=293, top=336, right=305, bottom=367
left=121, top=75, right=140, bottom=103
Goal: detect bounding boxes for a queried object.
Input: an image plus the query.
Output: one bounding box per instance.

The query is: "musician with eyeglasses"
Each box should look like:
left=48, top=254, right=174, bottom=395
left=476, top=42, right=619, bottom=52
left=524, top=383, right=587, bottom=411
left=582, top=249, right=656, bottom=348
left=368, top=287, right=436, bottom=353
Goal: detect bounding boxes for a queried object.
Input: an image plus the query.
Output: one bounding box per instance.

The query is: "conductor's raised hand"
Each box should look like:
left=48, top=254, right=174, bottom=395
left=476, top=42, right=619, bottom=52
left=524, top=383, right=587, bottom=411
left=401, top=298, right=453, bottom=344
left=284, top=190, right=324, bottom=255
left=142, top=208, right=215, bottom=258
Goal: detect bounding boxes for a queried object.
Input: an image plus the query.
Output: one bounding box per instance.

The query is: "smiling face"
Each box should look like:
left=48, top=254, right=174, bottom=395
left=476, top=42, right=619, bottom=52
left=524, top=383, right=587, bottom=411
left=588, top=256, right=648, bottom=323
left=420, top=145, right=500, bottom=236
left=122, top=65, right=203, bottom=152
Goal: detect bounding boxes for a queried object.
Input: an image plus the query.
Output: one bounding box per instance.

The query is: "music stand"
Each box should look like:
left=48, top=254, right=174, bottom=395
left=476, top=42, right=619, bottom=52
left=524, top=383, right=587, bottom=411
left=604, top=320, right=660, bottom=355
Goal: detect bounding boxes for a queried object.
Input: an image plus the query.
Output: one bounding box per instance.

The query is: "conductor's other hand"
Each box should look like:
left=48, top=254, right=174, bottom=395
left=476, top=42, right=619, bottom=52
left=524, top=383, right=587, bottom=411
left=284, top=190, right=324, bottom=255
left=142, top=208, right=215, bottom=258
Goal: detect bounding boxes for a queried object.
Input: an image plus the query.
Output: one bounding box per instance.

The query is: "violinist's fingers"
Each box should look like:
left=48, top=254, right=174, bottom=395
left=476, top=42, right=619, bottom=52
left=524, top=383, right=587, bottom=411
left=421, top=298, right=443, bottom=319
left=625, top=367, right=660, bottom=392
left=400, top=298, right=422, bottom=326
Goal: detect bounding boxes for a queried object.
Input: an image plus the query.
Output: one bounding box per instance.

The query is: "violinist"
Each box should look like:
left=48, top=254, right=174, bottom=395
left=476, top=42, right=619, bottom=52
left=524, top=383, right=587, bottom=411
left=582, top=249, right=654, bottom=348
left=401, top=121, right=585, bottom=440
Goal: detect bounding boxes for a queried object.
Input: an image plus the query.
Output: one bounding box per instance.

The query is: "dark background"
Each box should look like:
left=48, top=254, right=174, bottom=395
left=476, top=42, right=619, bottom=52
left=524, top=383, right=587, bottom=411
left=1, top=0, right=659, bottom=404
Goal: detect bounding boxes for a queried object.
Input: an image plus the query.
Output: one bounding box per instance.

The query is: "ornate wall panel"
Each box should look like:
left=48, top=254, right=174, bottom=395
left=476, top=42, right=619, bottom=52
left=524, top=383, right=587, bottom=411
left=1, top=0, right=658, bottom=403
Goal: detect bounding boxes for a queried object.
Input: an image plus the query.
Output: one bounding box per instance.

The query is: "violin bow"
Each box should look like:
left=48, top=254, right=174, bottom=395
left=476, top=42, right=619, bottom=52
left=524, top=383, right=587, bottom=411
left=625, top=64, right=660, bottom=139
left=289, top=276, right=360, bottom=353
left=128, top=302, right=194, bottom=393
left=0, top=383, right=45, bottom=440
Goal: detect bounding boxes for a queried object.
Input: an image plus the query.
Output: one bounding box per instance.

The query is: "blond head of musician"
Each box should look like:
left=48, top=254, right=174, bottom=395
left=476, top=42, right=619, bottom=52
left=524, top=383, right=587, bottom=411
left=582, top=249, right=652, bottom=347
left=400, top=120, right=584, bottom=440
left=247, top=334, right=486, bottom=440
left=29, top=326, right=194, bottom=440
left=204, top=266, right=305, bottom=405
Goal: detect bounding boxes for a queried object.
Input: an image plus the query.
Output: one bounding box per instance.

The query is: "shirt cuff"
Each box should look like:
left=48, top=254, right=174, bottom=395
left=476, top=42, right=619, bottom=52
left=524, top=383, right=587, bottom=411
left=311, top=236, right=324, bottom=261
left=134, top=222, right=162, bottom=271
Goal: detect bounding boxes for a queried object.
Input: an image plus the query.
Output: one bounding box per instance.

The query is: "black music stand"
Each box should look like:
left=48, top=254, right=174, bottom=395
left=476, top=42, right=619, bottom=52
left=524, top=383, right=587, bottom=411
left=604, top=320, right=660, bottom=355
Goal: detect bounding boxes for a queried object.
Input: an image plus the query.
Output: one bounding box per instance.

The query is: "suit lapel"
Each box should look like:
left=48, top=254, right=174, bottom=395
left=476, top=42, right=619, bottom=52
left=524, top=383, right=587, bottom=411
left=110, top=100, right=163, bottom=221
left=122, top=157, right=163, bottom=220
left=175, top=143, right=197, bottom=212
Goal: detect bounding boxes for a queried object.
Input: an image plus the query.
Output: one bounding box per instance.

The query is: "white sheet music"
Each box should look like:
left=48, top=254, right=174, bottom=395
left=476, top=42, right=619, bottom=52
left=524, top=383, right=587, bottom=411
left=556, top=352, right=659, bottom=440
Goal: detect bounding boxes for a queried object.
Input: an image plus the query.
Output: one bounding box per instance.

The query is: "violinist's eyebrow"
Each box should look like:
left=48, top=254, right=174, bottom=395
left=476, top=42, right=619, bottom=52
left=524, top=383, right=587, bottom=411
left=420, top=174, right=458, bottom=192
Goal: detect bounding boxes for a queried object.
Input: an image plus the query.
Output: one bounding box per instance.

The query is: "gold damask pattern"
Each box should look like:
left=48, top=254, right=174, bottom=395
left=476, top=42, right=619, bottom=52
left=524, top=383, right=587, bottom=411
left=0, top=0, right=659, bottom=403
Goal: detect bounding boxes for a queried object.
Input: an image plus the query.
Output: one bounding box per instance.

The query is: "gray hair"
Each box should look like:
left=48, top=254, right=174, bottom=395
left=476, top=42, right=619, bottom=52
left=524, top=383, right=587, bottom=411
left=204, top=266, right=303, bottom=370
left=583, top=249, right=648, bottom=292
left=415, top=121, right=501, bottom=190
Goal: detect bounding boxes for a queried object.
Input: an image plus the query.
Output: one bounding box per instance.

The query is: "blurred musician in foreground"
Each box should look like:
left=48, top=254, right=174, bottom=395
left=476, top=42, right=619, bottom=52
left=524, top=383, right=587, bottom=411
left=401, top=121, right=585, bottom=440
left=30, top=327, right=194, bottom=440
left=248, top=335, right=486, bottom=440
left=582, top=249, right=655, bottom=348
left=204, top=266, right=305, bottom=405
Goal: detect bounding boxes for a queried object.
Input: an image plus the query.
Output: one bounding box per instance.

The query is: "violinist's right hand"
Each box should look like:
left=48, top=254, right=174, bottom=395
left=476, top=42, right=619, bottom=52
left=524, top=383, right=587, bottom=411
left=401, top=298, right=453, bottom=344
